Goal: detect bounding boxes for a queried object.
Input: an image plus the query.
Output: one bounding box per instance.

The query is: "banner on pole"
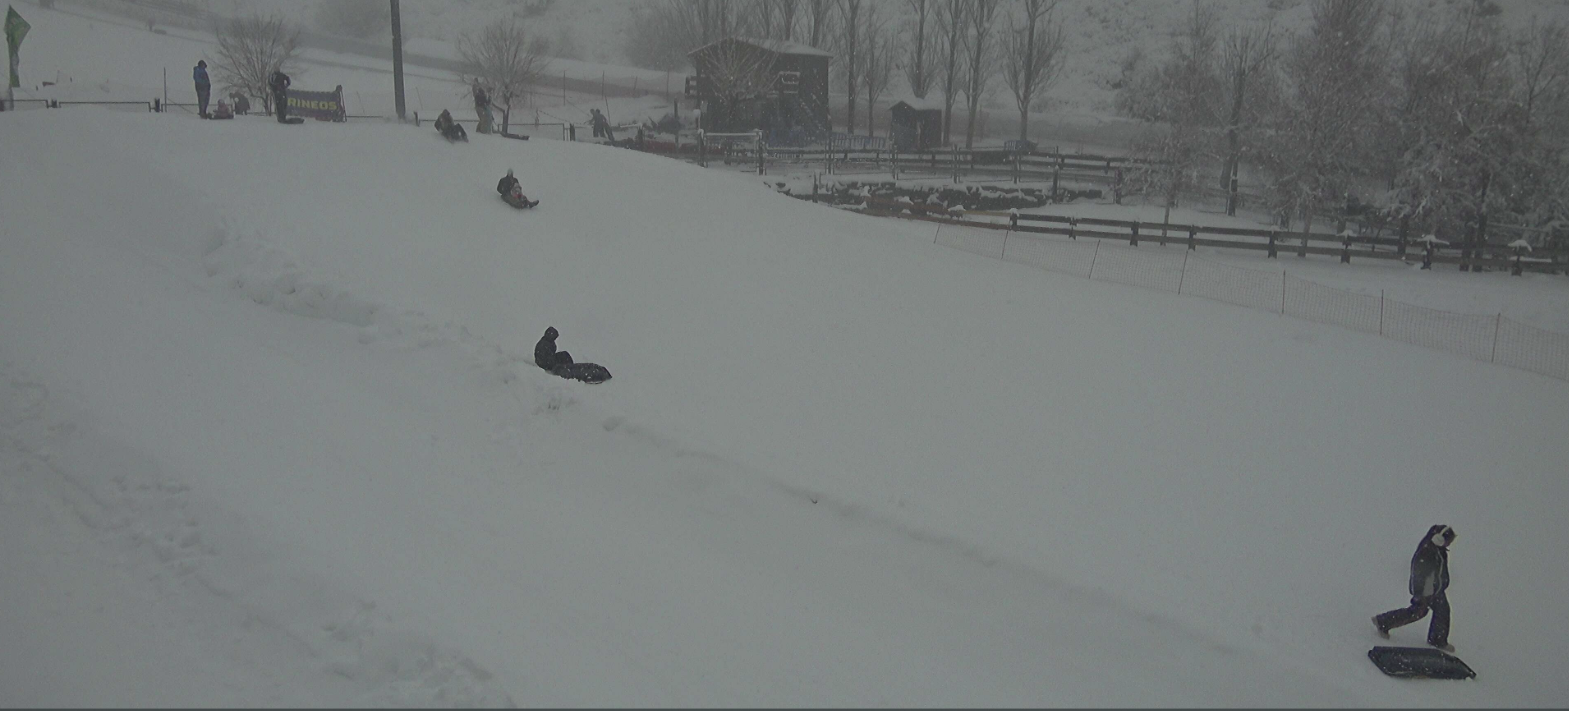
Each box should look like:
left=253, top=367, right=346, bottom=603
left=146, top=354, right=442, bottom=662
left=6, top=5, right=30, bottom=89
left=286, top=85, right=346, bottom=121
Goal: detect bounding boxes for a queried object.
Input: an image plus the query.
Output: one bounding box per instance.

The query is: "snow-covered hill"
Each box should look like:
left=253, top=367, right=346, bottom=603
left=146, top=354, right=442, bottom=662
left=4, top=7, right=1569, bottom=707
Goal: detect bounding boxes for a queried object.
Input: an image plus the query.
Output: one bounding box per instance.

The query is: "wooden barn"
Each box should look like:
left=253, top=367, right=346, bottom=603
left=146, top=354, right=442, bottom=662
left=686, top=37, right=831, bottom=142
left=889, top=97, right=944, bottom=151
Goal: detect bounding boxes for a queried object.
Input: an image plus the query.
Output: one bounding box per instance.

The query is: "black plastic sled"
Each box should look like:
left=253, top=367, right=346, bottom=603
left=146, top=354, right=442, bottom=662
left=550, top=363, right=611, bottom=384
left=1368, top=646, right=1476, bottom=680
left=440, top=126, right=468, bottom=142
left=281, top=117, right=305, bottom=125
left=501, top=195, right=539, bottom=209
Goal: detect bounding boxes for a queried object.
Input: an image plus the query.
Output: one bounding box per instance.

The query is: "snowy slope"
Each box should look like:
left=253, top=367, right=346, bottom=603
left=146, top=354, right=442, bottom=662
left=4, top=8, right=1569, bottom=705
left=5, top=102, right=1569, bottom=707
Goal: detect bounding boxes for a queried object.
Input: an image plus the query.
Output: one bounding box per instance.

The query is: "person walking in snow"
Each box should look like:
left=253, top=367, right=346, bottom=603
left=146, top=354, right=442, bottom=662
left=1374, top=524, right=1458, bottom=652
left=193, top=60, right=211, bottom=118
left=534, top=327, right=573, bottom=371
left=268, top=69, right=292, bottom=124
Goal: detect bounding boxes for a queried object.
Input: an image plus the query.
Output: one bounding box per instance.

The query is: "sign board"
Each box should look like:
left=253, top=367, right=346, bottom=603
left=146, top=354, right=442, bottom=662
left=287, top=86, right=346, bottom=122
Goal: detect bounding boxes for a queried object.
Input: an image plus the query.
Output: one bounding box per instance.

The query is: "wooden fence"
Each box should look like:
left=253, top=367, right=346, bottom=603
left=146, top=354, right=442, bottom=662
left=810, top=195, right=1568, bottom=276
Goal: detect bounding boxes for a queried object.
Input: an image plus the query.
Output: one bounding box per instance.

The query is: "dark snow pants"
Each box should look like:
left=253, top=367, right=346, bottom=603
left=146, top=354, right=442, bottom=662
left=273, top=91, right=288, bottom=123
left=1376, top=592, right=1450, bottom=646
left=197, top=86, right=210, bottom=116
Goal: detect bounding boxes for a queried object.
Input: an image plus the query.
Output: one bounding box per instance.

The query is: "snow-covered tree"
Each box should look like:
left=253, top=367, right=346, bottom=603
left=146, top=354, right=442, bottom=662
left=1258, top=0, right=1389, bottom=234
left=1218, top=19, right=1277, bottom=215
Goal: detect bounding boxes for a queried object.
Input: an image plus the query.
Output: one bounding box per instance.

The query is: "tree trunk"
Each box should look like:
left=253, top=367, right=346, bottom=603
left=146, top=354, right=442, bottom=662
left=1223, top=70, right=1245, bottom=216
left=1019, top=106, right=1029, bottom=141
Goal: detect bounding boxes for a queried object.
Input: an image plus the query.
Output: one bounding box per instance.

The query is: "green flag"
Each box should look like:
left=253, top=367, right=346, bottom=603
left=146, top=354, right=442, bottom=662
left=6, top=5, right=30, bottom=89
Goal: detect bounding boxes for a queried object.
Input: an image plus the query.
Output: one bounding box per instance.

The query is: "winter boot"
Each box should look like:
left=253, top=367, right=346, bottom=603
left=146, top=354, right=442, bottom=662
left=1372, top=616, right=1389, bottom=639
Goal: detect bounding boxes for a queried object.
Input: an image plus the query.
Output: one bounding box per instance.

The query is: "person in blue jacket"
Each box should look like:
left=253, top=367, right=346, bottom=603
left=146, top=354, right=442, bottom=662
left=193, top=60, right=211, bottom=118
left=1374, top=524, right=1457, bottom=651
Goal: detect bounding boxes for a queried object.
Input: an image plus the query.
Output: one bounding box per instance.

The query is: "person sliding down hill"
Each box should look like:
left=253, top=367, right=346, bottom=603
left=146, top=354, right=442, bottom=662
left=534, top=327, right=612, bottom=384
left=434, top=109, right=467, bottom=142
left=496, top=169, right=538, bottom=209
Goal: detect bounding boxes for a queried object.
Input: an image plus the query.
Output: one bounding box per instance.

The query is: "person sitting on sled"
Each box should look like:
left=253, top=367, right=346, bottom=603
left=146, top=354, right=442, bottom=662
left=435, top=109, right=467, bottom=141
left=495, top=169, right=537, bottom=208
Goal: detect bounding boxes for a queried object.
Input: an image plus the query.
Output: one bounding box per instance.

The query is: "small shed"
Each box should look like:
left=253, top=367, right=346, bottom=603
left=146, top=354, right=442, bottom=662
left=889, top=97, right=943, bottom=151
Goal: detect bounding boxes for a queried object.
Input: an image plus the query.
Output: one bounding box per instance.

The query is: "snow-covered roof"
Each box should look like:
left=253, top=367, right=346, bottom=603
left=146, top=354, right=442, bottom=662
left=888, top=95, right=944, bottom=112
left=688, top=36, right=834, bottom=58
left=1508, top=239, right=1533, bottom=251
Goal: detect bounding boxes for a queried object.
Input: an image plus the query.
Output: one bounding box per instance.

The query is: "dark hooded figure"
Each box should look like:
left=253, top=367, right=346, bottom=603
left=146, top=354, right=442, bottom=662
left=534, top=327, right=573, bottom=371
left=268, top=69, right=291, bottom=123
left=193, top=60, right=211, bottom=117
left=1374, top=524, right=1457, bottom=651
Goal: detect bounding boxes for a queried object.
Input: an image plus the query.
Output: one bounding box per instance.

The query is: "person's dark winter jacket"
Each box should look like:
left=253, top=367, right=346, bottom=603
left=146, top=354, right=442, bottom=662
left=434, top=110, right=466, bottom=141
left=535, top=327, right=573, bottom=370
left=497, top=171, right=519, bottom=198
left=268, top=70, right=291, bottom=122
left=194, top=61, right=211, bottom=116
left=1409, top=524, right=1454, bottom=598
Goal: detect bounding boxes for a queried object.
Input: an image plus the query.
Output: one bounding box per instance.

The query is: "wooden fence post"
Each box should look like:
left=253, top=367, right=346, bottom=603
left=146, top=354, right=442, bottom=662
left=1268, top=229, right=1278, bottom=259
left=1130, top=222, right=1139, bottom=247
left=1341, top=231, right=1352, bottom=264
left=1188, top=227, right=1197, bottom=251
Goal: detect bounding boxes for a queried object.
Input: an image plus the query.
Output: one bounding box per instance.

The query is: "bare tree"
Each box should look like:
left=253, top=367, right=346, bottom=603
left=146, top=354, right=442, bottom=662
left=458, top=18, right=548, bottom=136
left=1002, top=0, right=1066, bottom=143
left=903, top=0, right=939, bottom=98
left=936, top=0, right=967, bottom=143
left=806, top=0, right=835, bottom=48
left=690, top=38, right=780, bottom=132
left=862, top=4, right=896, bottom=136
left=211, top=13, right=300, bottom=116
left=837, top=0, right=865, bottom=135
left=777, top=0, right=801, bottom=41
left=1218, top=19, right=1276, bottom=214
left=960, top=0, right=1001, bottom=148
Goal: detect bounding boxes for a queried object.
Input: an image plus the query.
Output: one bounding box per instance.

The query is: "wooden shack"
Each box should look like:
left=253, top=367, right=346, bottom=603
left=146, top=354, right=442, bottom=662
left=889, top=97, right=943, bottom=151
left=687, top=36, right=831, bottom=140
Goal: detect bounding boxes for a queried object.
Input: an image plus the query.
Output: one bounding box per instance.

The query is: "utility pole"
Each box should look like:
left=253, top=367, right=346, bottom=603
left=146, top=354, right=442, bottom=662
left=390, top=0, right=406, bottom=122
